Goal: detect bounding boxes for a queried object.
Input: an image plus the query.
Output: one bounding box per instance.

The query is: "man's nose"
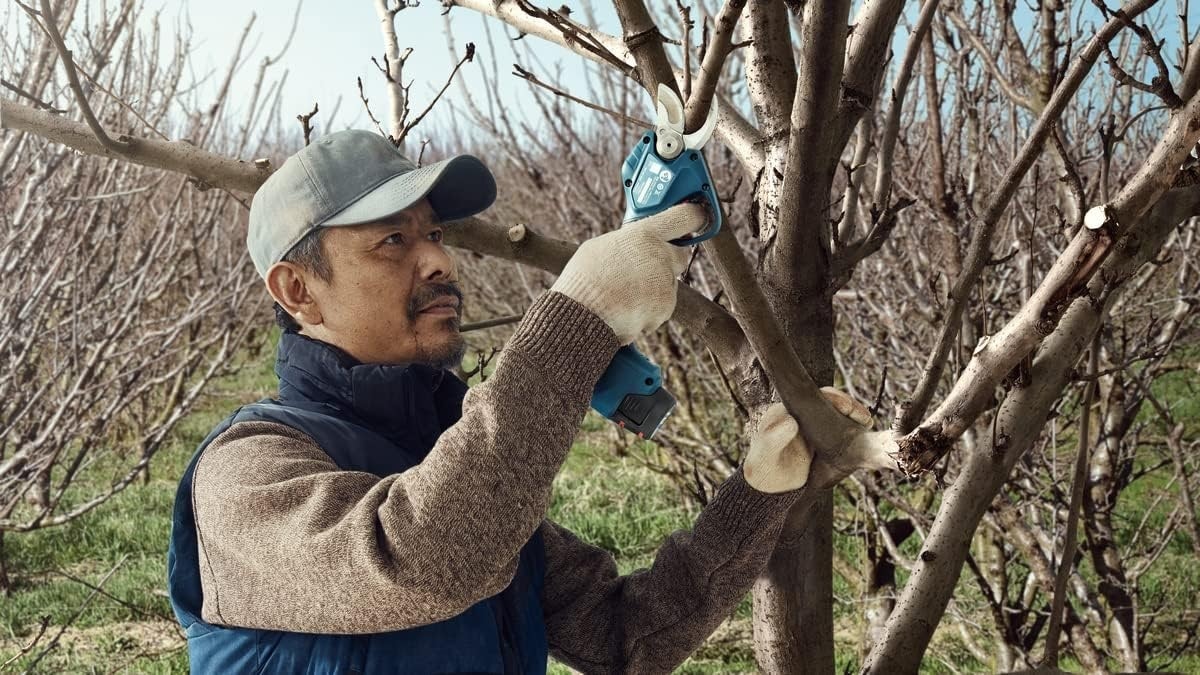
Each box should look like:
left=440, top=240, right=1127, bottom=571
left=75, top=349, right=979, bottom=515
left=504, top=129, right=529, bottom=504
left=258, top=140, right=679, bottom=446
left=417, top=240, right=456, bottom=282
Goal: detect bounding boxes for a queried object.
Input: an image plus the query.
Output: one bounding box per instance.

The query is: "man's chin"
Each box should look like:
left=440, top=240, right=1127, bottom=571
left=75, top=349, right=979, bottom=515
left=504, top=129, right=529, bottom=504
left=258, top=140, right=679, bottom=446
left=418, top=335, right=466, bottom=370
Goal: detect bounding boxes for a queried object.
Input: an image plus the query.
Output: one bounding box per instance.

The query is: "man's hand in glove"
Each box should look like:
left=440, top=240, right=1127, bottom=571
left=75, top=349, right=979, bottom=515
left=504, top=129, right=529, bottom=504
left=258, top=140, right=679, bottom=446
left=551, top=203, right=707, bottom=345
left=743, top=388, right=875, bottom=494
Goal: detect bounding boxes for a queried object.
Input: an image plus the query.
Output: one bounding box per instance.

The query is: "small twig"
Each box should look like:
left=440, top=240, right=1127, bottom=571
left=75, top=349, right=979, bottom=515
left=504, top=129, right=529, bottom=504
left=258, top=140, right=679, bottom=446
left=460, top=313, right=524, bottom=332
left=870, top=365, right=888, bottom=419
left=985, top=246, right=1021, bottom=267
left=297, top=102, right=319, bottom=145
left=51, top=568, right=180, bottom=625
left=1, top=616, right=51, bottom=669
left=511, top=63, right=652, bottom=129
left=459, top=346, right=502, bottom=381
left=681, top=245, right=702, bottom=285
left=676, top=1, right=693, bottom=101
left=1095, top=0, right=1184, bottom=107
left=416, top=138, right=431, bottom=167
left=23, top=555, right=129, bottom=672
left=1050, top=127, right=1086, bottom=228
left=357, top=76, right=387, bottom=139
left=372, top=49, right=412, bottom=85
left=0, top=78, right=64, bottom=113
left=32, top=0, right=129, bottom=152
left=396, top=43, right=475, bottom=147
left=66, top=60, right=171, bottom=141
left=512, top=0, right=634, bottom=77
left=1102, top=40, right=1184, bottom=107
left=1042, top=334, right=1099, bottom=668
left=829, top=196, right=916, bottom=284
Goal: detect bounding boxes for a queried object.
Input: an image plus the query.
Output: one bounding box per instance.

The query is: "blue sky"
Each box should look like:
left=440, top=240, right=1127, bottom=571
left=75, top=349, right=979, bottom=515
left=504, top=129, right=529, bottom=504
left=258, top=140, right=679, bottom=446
left=163, top=0, right=623, bottom=140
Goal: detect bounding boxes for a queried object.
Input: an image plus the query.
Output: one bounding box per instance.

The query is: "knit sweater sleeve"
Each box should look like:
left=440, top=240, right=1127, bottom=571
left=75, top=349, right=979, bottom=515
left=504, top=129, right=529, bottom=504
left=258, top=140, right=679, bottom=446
left=538, top=472, right=800, bottom=675
left=189, top=291, right=618, bottom=634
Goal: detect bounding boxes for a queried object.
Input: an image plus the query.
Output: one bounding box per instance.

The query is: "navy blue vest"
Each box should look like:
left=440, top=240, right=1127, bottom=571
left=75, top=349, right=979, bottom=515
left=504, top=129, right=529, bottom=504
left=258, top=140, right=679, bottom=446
left=168, top=333, right=549, bottom=674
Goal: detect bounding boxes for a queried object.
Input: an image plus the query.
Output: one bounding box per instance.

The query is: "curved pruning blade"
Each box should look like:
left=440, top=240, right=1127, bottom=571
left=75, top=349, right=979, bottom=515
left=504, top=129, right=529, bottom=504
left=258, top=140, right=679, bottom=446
left=683, top=97, right=719, bottom=150
left=654, top=83, right=685, bottom=132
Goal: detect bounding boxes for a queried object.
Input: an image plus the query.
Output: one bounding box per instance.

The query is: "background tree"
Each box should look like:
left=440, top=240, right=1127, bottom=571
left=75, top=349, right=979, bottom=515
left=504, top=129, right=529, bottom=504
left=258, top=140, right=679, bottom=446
left=0, top=0, right=272, bottom=595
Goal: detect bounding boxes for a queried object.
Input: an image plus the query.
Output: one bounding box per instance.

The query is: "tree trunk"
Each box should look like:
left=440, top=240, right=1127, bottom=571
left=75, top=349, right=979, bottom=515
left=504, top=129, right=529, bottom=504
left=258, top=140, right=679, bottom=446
left=1083, top=376, right=1143, bottom=671
left=753, top=492, right=835, bottom=673
left=0, top=531, right=10, bottom=596
left=751, top=292, right=837, bottom=672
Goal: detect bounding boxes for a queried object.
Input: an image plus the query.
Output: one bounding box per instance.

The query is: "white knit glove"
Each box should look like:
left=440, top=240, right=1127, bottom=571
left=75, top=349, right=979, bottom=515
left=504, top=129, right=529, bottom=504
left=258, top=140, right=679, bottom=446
left=743, top=388, right=874, bottom=494
left=552, top=203, right=707, bottom=344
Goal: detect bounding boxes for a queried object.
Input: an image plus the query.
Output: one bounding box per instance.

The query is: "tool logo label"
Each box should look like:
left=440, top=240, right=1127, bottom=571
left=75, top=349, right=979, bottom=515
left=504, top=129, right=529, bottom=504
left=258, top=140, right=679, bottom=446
left=635, top=157, right=673, bottom=207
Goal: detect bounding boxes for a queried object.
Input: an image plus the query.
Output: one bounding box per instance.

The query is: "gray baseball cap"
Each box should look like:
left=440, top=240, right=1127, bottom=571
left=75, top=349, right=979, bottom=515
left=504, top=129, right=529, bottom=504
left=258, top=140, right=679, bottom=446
left=247, top=129, right=496, bottom=278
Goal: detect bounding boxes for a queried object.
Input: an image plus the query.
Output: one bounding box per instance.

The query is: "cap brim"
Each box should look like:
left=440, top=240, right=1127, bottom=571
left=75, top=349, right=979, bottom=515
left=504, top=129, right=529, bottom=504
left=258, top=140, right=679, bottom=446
left=322, top=154, right=496, bottom=227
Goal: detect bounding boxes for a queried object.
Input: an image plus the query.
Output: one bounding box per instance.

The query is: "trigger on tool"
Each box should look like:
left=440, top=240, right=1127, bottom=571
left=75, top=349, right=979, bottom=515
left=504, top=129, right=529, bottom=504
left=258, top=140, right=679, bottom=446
left=668, top=198, right=715, bottom=246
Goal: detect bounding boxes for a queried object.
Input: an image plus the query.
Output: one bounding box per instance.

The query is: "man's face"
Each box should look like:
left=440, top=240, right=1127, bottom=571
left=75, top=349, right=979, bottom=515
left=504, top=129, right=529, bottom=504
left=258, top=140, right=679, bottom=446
left=296, top=199, right=466, bottom=367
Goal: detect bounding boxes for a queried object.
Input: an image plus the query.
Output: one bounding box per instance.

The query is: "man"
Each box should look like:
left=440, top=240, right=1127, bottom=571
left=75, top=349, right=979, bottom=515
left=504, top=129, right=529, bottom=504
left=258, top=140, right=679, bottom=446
left=167, top=129, right=873, bottom=674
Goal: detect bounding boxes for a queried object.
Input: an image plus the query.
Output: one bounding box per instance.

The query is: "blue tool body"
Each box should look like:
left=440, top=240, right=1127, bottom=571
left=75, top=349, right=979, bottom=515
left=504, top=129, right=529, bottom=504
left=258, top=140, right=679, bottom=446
left=590, top=344, right=671, bottom=438
left=589, top=130, right=721, bottom=439
left=621, top=132, right=723, bottom=243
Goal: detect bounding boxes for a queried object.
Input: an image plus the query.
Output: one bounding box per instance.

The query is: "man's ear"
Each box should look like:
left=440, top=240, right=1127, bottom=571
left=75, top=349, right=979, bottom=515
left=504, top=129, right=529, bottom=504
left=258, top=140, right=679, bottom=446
left=265, top=262, right=324, bottom=327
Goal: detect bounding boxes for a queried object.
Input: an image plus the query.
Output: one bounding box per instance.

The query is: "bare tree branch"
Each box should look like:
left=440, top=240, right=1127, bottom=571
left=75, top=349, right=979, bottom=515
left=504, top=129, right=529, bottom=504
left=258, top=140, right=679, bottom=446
left=832, top=0, right=907, bottom=150
left=871, top=0, right=943, bottom=209
left=682, top=0, right=746, bottom=133
left=374, top=0, right=414, bottom=141
left=396, top=42, right=475, bottom=146
left=1, top=100, right=271, bottom=192
left=865, top=184, right=1200, bottom=672
left=612, top=0, right=679, bottom=97
left=1042, top=335, right=1099, bottom=667
left=31, top=0, right=128, bottom=152
left=512, top=63, right=651, bottom=128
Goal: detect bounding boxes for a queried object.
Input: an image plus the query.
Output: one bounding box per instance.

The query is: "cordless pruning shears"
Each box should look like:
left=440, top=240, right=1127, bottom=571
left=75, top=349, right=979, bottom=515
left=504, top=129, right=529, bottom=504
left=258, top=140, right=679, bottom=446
left=589, top=85, right=722, bottom=439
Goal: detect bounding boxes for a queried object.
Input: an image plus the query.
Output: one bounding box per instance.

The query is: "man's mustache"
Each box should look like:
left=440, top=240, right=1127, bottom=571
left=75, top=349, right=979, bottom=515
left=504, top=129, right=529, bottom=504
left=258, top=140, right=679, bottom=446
left=408, top=282, right=464, bottom=320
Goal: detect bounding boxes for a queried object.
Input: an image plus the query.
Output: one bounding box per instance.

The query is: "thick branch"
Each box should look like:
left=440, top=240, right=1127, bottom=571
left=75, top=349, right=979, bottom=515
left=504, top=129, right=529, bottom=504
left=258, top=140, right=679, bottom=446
left=742, top=1, right=793, bottom=167
left=683, top=0, right=747, bottom=133
left=612, top=0, right=679, bottom=97
left=832, top=0, right=907, bottom=150
left=702, top=227, right=869, bottom=460
left=768, top=0, right=852, bottom=292
left=446, top=217, right=749, bottom=366
left=1, top=99, right=271, bottom=192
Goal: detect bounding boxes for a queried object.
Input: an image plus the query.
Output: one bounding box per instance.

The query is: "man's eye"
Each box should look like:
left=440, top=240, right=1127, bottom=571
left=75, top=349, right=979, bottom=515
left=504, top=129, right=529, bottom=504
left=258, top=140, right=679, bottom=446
left=383, top=232, right=404, bottom=246
left=428, top=229, right=443, bottom=243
